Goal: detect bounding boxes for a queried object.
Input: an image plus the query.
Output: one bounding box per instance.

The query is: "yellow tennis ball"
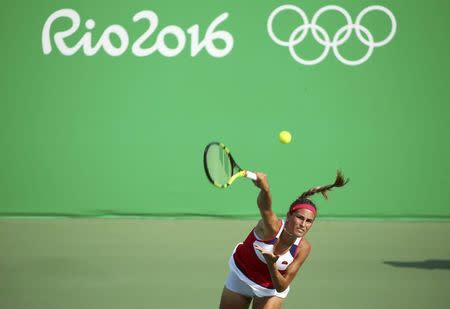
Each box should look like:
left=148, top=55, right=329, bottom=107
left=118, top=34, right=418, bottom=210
left=279, top=131, right=292, bottom=144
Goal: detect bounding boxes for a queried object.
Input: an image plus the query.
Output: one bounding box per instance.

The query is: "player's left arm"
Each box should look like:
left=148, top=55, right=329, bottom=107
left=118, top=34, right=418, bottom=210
left=256, top=239, right=312, bottom=293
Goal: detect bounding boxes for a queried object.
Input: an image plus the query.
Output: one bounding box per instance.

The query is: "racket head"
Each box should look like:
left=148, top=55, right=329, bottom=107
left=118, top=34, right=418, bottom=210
left=203, top=142, right=242, bottom=188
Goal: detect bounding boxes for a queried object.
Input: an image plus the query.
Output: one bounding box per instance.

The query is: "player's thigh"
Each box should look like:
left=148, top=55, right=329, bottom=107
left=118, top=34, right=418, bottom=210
left=219, top=287, right=252, bottom=309
left=252, top=296, right=284, bottom=309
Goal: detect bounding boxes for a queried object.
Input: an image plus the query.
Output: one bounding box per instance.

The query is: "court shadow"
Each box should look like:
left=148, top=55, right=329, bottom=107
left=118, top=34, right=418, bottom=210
left=383, top=259, right=450, bottom=270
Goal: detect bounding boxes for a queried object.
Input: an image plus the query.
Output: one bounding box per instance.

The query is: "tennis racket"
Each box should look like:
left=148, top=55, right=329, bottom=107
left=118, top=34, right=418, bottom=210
left=203, top=142, right=257, bottom=188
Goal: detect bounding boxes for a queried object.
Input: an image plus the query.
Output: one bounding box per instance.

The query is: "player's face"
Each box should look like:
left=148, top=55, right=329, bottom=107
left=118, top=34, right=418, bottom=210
left=286, top=209, right=315, bottom=237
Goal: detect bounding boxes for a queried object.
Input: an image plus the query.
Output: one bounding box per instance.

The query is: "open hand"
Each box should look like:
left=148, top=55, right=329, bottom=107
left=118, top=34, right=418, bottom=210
left=254, top=244, right=279, bottom=264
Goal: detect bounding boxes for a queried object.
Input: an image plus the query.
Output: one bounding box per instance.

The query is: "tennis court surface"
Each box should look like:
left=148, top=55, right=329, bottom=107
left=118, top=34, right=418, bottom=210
left=1, top=219, right=449, bottom=309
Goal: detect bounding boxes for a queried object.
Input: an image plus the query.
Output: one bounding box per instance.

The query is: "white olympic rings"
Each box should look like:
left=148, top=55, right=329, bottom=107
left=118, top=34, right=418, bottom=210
left=267, top=5, right=397, bottom=66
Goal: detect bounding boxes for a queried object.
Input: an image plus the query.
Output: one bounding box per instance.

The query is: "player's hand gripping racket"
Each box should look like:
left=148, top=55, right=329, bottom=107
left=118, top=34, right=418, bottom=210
left=203, top=142, right=257, bottom=188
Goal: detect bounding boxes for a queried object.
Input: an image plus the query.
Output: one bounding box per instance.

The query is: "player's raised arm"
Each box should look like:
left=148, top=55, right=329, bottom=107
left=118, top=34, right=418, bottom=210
left=253, top=172, right=279, bottom=237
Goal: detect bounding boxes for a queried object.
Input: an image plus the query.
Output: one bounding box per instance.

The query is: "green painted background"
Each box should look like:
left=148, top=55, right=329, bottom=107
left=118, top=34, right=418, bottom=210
left=1, top=0, right=449, bottom=218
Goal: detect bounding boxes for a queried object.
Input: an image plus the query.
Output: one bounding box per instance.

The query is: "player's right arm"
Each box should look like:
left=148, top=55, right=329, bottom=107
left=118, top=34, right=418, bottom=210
left=253, top=172, right=279, bottom=239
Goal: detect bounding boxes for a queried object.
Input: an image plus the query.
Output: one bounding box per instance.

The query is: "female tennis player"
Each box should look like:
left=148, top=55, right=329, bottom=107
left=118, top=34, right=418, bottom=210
left=219, top=171, right=348, bottom=309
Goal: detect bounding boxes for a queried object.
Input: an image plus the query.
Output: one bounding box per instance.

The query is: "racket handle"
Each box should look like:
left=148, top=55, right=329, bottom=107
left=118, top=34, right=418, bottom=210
left=245, top=171, right=257, bottom=181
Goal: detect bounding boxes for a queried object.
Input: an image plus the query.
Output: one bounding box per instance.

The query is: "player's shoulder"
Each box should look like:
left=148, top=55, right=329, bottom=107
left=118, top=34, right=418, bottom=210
left=254, top=219, right=282, bottom=240
left=300, top=238, right=312, bottom=253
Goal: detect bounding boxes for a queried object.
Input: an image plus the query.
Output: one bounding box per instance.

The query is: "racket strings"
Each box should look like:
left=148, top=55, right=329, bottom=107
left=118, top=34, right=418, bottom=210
left=205, top=144, right=233, bottom=186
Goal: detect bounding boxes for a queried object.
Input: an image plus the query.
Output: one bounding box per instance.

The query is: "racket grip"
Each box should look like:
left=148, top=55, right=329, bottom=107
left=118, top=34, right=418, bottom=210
left=245, top=171, right=257, bottom=181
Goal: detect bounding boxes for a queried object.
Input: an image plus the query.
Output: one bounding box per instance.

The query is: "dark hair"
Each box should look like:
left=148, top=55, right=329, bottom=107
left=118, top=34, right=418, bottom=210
left=300, top=170, right=349, bottom=200
left=289, top=170, right=349, bottom=212
left=289, top=197, right=316, bottom=210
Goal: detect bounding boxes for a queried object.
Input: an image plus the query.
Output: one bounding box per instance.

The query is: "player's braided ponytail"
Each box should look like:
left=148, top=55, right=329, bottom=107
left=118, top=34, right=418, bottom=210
left=300, top=170, right=349, bottom=200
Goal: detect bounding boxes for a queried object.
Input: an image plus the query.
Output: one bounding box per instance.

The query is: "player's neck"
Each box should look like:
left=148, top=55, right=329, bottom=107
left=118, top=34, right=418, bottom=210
left=273, top=228, right=297, bottom=255
left=280, top=228, right=297, bottom=244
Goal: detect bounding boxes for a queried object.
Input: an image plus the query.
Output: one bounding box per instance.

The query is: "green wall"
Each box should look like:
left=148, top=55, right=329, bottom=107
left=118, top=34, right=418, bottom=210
left=1, top=0, right=450, bottom=218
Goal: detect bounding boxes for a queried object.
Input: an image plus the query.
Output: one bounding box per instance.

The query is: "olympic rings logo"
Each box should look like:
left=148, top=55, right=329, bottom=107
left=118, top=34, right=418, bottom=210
left=267, top=5, right=397, bottom=66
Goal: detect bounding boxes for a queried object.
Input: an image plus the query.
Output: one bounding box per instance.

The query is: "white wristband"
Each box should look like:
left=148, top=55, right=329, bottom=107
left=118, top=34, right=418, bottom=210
left=245, top=171, right=257, bottom=181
